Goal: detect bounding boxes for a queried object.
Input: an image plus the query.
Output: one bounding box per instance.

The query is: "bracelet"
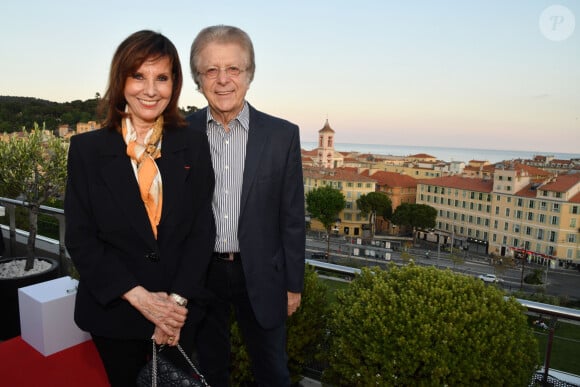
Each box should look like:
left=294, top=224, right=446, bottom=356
left=170, top=293, right=188, bottom=307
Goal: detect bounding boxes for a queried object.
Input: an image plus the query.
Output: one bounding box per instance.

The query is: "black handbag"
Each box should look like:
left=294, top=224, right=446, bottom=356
left=136, top=340, right=209, bottom=387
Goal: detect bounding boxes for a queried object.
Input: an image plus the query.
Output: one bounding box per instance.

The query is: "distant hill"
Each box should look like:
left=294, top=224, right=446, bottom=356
left=0, top=96, right=199, bottom=133
left=0, top=96, right=99, bottom=133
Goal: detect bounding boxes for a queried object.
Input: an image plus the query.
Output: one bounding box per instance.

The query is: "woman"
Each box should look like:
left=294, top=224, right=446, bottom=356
left=64, top=30, right=214, bottom=386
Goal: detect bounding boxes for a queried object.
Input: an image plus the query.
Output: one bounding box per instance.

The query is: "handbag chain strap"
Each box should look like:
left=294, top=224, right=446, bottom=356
left=150, top=339, right=210, bottom=387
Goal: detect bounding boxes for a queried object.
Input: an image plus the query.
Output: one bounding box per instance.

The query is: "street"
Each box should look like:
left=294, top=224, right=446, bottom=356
left=306, top=235, right=580, bottom=301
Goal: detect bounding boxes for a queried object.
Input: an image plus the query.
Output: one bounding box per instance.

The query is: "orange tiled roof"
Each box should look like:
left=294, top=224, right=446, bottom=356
left=370, top=171, right=418, bottom=188
left=541, top=173, right=580, bottom=192
left=303, top=167, right=376, bottom=183
left=417, top=175, right=494, bottom=192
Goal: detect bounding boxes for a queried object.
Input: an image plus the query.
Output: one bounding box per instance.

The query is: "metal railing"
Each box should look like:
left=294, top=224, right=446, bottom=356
left=0, top=197, right=67, bottom=265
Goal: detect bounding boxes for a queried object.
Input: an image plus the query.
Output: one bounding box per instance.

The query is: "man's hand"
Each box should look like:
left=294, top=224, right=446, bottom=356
left=287, top=291, right=301, bottom=316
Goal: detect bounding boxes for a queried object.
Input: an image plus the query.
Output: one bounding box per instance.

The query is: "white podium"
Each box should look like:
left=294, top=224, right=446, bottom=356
left=18, top=276, right=91, bottom=356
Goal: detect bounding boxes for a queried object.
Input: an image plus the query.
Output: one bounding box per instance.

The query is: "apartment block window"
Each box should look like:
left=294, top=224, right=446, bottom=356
left=537, top=229, right=544, bottom=240
left=514, top=224, right=520, bottom=233
left=540, top=201, right=547, bottom=210
left=555, top=192, right=562, bottom=199
left=549, top=231, right=556, bottom=242
left=502, top=235, right=507, bottom=244
left=507, top=176, right=512, bottom=181
left=439, top=209, right=444, bottom=216
left=539, top=214, right=546, bottom=223
left=441, top=188, right=446, bottom=194
left=455, top=200, right=459, bottom=207
left=504, top=222, right=509, bottom=231
left=542, top=190, right=548, bottom=197
left=475, top=230, right=481, bottom=238
left=448, top=199, right=452, bottom=205
left=461, top=214, right=466, bottom=221
left=513, top=238, right=519, bottom=247
left=552, top=203, right=560, bottom=213
left=517, top=198, right=523, bottom=207
left=529, top=200, right=535, bottom=209
left=506, top=186, right=511, bottom=191
left=460, top=226, right=464, bottom=234
left=462, top=201, right=467, bottom=208
left=525, top=226, right=532, bottom=235
left=420, top=194, right=424, bottom=201
left=446, top=211, right=451, bottom=218
left=527, top=212, right=534, bottom=221
left=477, top=203, right=482, bottom=211
left=345, top=201, right=352, bottom=209
left=469, top=215, right=474, bottom=223
left=505, top=208, right=510, bottom=217
left=567, top=249, right=573, bottom=259
left=515, top=210, right=522, bottom=219
left=470, top=203, right=474, bottom=210
left=571, top=218, right=577, bottom=228
left=494, top=220, right=498, bottom=229
left=572, top=205, right=579, bottom=214
left=357, top=183, right=362, bottom=188
left=470, top=192, right=475, bottom=199
left=550, top=216, right=559, bottom=225
left=483, top=231, right=488, bottom=240
left=507, top=197, right=512, bottom=203
left=568, top=234, right=577, bottom=243
left=493, top=234, right=497, bottom=242
left=347, top=182, right=353, bottom=187
left=476, top=217, right=482, bottom=225
left=344, top=213, right=352, bottom=220
left=485, top=218, right=489, bottom=226
left=495, top=206, right=500, bottom=215
left=434, top=187, right=439, bottom=193
left=454, top=212, right=458, bottom=220
left=478, top=193, right=483, bottom=200
left=486, top=205, right=491, bottom=213
left=496, top=195, right=501, bottom=201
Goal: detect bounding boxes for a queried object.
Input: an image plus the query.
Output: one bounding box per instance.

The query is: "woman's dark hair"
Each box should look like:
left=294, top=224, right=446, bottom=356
left=99, top=30, right=185, bottom=131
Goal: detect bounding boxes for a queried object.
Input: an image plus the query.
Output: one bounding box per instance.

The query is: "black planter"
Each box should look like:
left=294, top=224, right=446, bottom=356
left=0, top=257, right=61, bottom=340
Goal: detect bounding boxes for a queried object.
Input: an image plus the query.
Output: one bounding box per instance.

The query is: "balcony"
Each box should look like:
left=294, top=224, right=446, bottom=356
left=2, top=197, right=580, bottom=386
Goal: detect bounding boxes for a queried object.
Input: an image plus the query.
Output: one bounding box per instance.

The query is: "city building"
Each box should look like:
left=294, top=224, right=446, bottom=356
left=303, top=166, right=376, bottom=237
left=416, top=164, right=580, bottom=268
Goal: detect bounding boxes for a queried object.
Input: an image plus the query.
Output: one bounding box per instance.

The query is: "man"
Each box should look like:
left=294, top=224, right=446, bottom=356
left=187, top=25, right=305, bottom=386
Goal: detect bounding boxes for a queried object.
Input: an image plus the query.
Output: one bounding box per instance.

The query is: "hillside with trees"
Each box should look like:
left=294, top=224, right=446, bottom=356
left=0, top=96, right=100, bottom=133
left=0, top=95, right=199, bottom=133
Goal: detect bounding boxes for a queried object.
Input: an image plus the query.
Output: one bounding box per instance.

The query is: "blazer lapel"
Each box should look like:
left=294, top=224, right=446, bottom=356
left=99, top=129, right=157, bottom=247
left=156, top=128, right=190, bottom=224
left=240, top=105, right=269, bottom=215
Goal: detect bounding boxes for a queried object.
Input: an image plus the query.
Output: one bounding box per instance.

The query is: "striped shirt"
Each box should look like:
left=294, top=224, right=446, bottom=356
left=206, top=102, right=250, bottom=253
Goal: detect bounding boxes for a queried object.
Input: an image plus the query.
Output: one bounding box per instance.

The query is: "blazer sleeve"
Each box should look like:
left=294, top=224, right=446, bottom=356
left=281, top=124, right=306, bottom=293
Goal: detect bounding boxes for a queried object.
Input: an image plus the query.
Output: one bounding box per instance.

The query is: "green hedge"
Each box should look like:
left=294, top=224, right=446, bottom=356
left=323, top=265, right=539, bottom=386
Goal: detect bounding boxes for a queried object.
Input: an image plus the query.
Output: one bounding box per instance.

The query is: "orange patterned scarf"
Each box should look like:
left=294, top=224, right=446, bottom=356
left=122, top=116, right=163, bottom=239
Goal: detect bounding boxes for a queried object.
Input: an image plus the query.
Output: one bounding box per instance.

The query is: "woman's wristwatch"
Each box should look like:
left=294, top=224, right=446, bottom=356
left=170, top=293, right=188, bottom=307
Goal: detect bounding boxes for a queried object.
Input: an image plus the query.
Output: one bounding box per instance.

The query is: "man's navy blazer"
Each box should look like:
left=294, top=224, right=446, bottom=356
left=187, top=104, right=306, bottom=329
left=64, top=125, right=214, bottom=338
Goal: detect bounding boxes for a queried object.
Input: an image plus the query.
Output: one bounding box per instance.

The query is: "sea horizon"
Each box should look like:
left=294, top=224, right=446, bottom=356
left=301, top=141, right=580, bottom=164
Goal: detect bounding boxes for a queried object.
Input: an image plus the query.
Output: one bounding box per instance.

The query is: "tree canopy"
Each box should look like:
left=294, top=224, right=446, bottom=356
left=391, top=202, right=437, bottom=231
left=356, top=191, right=392, bottom=236
left=306, top=185, right=346, bottom=233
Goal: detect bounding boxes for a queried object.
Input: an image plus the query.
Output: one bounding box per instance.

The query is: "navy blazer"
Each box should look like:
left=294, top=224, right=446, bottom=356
left=187, top=104, right=305, bottom=329
left=64, top=124, right=214, bottom=339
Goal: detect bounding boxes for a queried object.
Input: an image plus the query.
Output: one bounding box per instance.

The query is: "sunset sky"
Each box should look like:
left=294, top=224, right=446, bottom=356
left=1, top=1, right=578, bottom=153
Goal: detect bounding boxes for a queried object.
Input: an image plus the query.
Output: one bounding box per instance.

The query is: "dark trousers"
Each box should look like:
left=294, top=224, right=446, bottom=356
left=195, top=259, right=290, bottom=387
left=92, top=319, right=197, bottom=386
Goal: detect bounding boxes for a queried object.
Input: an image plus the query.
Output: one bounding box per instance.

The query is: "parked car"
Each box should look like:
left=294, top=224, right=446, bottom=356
left=311, top=252, right=328, bottom=260
left=478, top=273, right=502, bottom=283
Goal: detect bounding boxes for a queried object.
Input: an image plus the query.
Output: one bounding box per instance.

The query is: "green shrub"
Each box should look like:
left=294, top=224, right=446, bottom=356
left=323, top=265, right=539, bottom=386
left=524, top=269, right=544, bottom=285
left=229, top=264, right=330, bottom=385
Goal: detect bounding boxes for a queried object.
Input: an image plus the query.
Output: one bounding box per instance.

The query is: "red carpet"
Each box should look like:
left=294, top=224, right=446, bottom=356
left=0, top=336, right=109, bottom=386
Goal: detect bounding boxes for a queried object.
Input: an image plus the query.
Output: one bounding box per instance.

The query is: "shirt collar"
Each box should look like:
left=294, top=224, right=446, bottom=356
left=205, top=101, right=250, bottom=132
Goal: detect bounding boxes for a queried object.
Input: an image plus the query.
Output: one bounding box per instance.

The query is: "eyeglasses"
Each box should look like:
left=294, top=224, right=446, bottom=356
left=199, top=66, right=245, bottom=79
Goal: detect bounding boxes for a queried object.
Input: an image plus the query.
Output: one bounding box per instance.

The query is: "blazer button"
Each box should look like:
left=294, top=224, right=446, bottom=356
left=145, top=252, right=159, bottom=262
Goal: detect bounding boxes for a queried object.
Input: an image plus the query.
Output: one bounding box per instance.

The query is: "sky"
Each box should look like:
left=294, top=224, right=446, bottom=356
left=1, top=1, right=579, bottom=154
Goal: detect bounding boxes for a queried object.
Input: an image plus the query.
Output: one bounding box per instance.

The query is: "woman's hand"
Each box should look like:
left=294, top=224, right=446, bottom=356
left=123, top=286, right=187, bottom=341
